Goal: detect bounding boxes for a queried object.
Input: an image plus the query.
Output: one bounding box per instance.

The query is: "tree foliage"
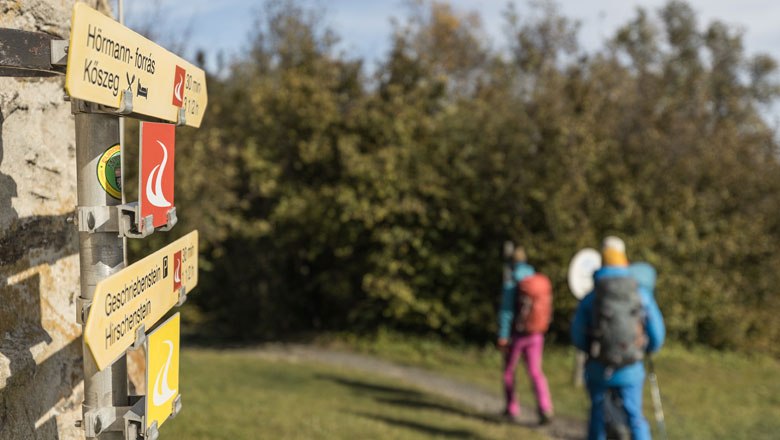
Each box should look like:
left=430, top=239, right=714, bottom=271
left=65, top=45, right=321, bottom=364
left=136, top=0, right=780, bottom=355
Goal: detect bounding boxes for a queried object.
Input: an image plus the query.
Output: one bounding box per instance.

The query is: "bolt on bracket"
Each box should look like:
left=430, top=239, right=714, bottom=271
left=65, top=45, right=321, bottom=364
left=76, top=297, right=92, bottom=325
left=82, top=407, right=121, bottom=437
left=77, top=205, right=120, bottom=233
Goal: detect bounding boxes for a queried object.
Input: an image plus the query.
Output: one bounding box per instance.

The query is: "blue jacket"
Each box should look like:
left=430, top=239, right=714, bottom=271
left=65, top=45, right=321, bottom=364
left=498, top=262, right=535, bottom=340
left=571, top=263, right=665, bottom=386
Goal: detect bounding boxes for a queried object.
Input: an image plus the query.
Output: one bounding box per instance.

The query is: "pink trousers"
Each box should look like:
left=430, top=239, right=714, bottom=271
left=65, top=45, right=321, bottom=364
left=503, top=332, right=553, bottom=416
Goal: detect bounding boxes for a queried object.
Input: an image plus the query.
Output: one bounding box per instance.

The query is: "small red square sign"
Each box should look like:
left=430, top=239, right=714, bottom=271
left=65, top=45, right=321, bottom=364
left=140, top=122, right=175, bottom=229
left=172, top=65, right=186, bottom=107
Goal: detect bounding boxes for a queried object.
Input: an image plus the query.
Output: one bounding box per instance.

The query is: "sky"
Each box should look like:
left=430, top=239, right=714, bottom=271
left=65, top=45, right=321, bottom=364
left=121, top=0, right=780, bottom=72
left=120, top=0, right=780, bottom=121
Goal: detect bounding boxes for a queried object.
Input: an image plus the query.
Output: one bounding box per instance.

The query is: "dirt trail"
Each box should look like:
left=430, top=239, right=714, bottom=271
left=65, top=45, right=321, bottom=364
left=249, top=344, right=586, bottom=440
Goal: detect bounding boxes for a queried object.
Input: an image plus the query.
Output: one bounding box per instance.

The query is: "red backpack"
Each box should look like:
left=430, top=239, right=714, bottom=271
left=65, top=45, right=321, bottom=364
left=514, top=274, right=553, bottom=334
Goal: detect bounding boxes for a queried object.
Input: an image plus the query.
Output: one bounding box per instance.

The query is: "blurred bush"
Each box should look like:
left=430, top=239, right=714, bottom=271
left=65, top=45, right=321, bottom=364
left=132, top=0, right=780, bottom=356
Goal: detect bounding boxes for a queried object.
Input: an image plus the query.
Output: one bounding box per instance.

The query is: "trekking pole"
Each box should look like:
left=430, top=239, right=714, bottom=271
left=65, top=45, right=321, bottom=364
left=647, top=356, right=668, bottom=440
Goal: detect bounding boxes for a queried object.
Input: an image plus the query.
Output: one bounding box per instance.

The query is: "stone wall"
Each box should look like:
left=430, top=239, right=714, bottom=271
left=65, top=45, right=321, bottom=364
left=0, top=1, right=110, bottom=439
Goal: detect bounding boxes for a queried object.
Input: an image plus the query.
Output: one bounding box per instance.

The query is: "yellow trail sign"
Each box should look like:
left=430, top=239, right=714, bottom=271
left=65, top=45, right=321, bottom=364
left=65, top=3, right=207, bottom=128
left=146, top=313, right=180, bottom=432
left=84, top=230, right=198, bottom=371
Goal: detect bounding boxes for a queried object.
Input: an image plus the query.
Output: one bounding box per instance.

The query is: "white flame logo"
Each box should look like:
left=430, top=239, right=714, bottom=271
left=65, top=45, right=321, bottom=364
left=145, top=140, right=172, bottom=207
left=153, top=340, right=177, bottom=406
left=174, top=258, right=181, bottom=284
left=174, top=73, right=184, bottom=103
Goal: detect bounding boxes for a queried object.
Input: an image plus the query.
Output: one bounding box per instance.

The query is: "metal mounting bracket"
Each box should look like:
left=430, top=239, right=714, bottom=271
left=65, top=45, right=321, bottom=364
left=130, top=324, right=146, bottom=351
left=0, top=28, right=66, bottom=77
left=123, top=398, right=145, bottom=440
left=77, top=203, right=160, bottom=239
left=76, top=297, right=92, bottom=325
left=171, top=394, right=183, bottom=418
left=147, top=421, right=159, bottom=440
left=118, top=202, right=155, bottom=239
left=82, top=407, right=122, bottom=437
left=176, top=286, right=187, bottom=307
left=50, top=39, right=68, bottom=67
left=71, top=89, right=133, bottom=116
left=83, top=401, right=151, bottom=438
left=176, top=107, right=186, bottom=126
left=77, top=205, right=120, bottom=233
left=98, top=88, right=134, bottom=115
left=158, top=207, right=178, bottom=232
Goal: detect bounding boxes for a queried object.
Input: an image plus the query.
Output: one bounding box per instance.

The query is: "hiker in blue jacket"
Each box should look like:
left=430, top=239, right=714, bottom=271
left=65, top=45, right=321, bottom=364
left=571, top=236, right=665, bottom=440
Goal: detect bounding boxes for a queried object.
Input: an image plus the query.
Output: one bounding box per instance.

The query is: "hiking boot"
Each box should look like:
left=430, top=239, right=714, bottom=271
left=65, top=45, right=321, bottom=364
left=502, top=409, right=519, bottom=423
left=538, top=409, right=554, bottom=426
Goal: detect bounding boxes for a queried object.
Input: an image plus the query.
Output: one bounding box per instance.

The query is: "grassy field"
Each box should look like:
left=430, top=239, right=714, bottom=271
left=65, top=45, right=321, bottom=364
left=159, top=333, right=780, bottom=439
left=161, top=349, right=545, bottom=439
left=322, top=331, right=780, bottom=439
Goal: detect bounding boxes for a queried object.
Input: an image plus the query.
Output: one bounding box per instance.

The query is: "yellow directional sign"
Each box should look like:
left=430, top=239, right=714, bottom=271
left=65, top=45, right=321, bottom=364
left=84, top=230, right=198, bottom=370
left=65, top=3, right=207, bottom=127
left=146, top=313, right=180, bottom=432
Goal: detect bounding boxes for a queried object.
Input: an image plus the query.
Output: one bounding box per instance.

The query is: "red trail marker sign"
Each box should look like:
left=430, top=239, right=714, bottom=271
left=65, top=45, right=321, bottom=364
left=140, top=122, right=175, bottom=228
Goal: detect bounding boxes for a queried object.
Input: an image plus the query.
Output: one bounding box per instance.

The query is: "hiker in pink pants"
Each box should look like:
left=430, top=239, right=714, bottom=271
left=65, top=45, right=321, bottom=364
left=497, top=247, right=554, bottom=424
left=501, top=332, right=553, bottom=421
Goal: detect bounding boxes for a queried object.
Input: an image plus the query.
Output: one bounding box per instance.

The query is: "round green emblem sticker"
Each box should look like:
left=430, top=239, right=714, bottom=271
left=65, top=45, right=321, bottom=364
left=97, top=144, right=122, bottom=199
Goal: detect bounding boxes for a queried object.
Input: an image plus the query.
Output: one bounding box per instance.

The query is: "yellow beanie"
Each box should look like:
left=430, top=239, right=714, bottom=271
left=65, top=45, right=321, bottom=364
left=602, top=236, right=628, bottom=266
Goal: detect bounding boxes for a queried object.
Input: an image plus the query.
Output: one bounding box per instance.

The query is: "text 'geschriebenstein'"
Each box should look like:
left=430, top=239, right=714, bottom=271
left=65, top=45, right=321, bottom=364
left=103, top=265, right=161, bottom=350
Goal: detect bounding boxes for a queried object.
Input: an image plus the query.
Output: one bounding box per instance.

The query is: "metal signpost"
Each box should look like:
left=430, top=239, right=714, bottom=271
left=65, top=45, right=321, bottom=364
left=0, top=3, right=207, bottom=439
left=75, top=101, right=129, bottom=440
